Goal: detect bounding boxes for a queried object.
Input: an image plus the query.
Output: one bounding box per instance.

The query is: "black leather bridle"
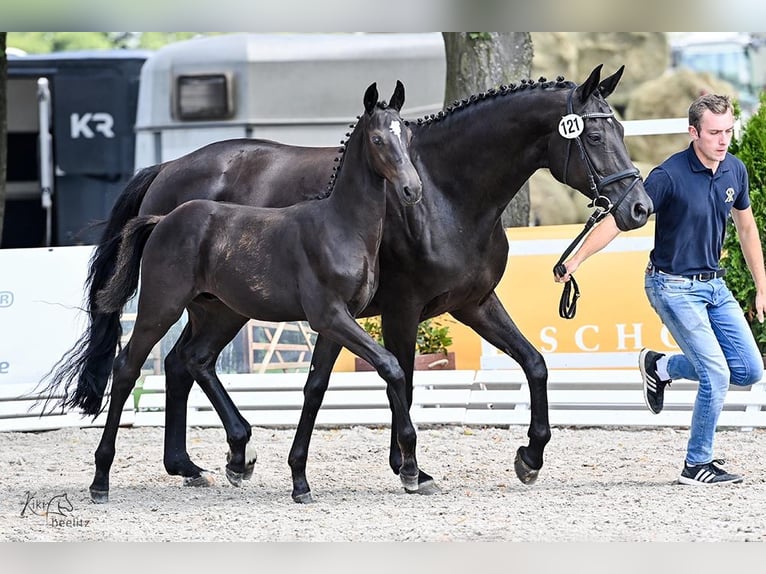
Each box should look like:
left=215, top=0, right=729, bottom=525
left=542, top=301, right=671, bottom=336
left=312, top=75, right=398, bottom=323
left=554, top=88, right=643, bottom=319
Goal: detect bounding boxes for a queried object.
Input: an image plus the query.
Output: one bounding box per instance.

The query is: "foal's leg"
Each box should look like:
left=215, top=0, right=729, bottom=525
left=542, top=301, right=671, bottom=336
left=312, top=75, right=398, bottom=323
left=308, top=304, right=419, bottom=491
left=163, top=299, right=253, bottom=487
left=451, top=291, right=550, bottom=484
left=287, top=334, right=342, bottom=503
left=90, top=319, right=179, bottom=503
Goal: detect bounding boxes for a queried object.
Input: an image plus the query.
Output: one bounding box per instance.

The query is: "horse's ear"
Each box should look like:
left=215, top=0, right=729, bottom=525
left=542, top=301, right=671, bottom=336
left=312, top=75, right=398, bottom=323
left=364, top=82, right=378, bottom=115
left=575, top=64, right=603, bottom=104
left=598, top=65, right=624, bottom=99
left=389, top=80, right=405, bottom=112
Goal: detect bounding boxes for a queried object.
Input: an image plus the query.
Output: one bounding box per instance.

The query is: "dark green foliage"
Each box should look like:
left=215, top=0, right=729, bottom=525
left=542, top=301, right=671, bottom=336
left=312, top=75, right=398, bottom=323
left=721, top=92, right=766, bottom=353
left=360, top=316, right=453, bottom=355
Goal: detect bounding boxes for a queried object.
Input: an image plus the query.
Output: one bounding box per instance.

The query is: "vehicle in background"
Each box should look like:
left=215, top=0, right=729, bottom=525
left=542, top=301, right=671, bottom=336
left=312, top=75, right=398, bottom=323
left=133, top=33, right=445, bottom=169
left=4, top=50, right=149, bottom=248
left=669, top=32, right=766, bottom=117
left=3, top=33, right=446, bottom=249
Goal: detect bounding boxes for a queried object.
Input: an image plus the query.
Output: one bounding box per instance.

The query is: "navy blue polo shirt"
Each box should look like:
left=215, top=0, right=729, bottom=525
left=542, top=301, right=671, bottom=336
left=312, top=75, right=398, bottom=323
left=645, top=143, right=750, bottom=276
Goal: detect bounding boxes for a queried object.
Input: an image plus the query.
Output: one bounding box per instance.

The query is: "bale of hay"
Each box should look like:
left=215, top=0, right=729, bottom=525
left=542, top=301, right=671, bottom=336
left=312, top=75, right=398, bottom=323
left=624, top=68, right=737, bottom=165
left=532, top=32, right=669, bottom=112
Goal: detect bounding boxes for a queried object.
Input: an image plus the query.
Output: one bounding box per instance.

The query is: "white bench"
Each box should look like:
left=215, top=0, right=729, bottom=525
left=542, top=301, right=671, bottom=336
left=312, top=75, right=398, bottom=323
left=134, top=368, right=766, bottom=431
left=0, top=383, right=135, bottom=432
left=466, top=369, right=766, bottom=429
left=134, top=370, right=477, bottom=428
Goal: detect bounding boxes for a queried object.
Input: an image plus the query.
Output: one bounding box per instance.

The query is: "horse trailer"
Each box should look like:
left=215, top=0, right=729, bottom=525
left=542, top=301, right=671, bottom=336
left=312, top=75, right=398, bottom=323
left=3, top=33, right=446, bottom=249
left=133, top=33, right=446, bottom=169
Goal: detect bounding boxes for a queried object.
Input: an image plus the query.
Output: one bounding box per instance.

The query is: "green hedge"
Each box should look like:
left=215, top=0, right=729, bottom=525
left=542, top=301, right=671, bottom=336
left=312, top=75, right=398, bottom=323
left=721, top=92, right=766, bottom=354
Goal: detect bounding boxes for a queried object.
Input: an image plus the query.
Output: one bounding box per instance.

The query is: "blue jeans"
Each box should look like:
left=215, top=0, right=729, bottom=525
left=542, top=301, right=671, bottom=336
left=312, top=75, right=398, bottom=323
left=644, top=270, right=764, bottom=465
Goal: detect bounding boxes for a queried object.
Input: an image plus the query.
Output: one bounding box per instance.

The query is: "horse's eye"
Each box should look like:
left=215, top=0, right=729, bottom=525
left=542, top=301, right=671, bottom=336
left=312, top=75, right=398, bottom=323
left=371, top=135, right=383, bottom=146
left=587, top=132, right=602, bottom=144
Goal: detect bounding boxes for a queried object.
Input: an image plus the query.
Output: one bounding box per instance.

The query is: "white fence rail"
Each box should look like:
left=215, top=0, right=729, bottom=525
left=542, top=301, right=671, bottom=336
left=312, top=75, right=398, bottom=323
left=132, top=369, right=766, bottom=430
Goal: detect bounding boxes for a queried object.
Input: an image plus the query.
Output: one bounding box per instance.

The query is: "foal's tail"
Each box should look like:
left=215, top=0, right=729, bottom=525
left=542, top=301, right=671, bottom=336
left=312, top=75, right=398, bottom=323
left=39, top=166, right=162, bottom=416
left=96, top=215, right=163, bottom=313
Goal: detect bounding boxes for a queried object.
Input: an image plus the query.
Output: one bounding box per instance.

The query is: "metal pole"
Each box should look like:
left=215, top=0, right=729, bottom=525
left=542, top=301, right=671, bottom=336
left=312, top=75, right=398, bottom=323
left=37, top=78, right=53, bottom=247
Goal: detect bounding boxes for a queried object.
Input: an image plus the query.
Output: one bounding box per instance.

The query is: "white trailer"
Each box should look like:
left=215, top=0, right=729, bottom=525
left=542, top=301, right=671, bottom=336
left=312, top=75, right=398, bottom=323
left=134, top=33, right=447, bottom=169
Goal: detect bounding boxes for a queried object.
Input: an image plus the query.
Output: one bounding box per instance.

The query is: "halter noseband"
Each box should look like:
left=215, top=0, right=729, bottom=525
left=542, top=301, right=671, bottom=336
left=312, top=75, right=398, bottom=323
left=554, top=87, right=643, bottom=319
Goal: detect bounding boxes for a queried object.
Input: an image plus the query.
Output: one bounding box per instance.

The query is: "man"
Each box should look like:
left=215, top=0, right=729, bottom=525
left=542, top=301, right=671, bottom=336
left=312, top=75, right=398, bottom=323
left=557, top=94, right=765, bottom=485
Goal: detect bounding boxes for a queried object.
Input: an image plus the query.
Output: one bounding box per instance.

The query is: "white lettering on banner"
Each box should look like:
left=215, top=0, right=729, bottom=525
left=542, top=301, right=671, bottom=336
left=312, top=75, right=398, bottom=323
left=537, top=323, right=668, bottom=353
left=540, top=326, right=558, bottom=353
left=616, top=323, right=643, bottom=350
left=70, top=113, right=115, bottom=139
left=575, top=325, right=599, bottom=351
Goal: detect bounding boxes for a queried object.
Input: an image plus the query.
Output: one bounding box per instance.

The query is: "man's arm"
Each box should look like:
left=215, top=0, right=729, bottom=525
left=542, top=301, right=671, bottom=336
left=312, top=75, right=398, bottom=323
left=731, top=206, right=766, bottom=323
left=554, top=214, right=621, bottom=283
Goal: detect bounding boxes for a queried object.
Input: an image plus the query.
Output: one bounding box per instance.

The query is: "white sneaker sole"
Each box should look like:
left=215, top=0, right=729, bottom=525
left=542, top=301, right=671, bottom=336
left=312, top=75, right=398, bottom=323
left=678, top=475, right=744, bottom=486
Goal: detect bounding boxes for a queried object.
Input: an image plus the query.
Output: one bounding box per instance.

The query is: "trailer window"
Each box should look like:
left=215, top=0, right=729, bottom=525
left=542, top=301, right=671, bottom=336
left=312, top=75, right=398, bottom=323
left=175, top=74, right=233, bottom=120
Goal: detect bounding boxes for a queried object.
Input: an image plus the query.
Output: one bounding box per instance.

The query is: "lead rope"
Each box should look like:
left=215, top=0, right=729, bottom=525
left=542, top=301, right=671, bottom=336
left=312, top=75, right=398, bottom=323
left=553, top=209, right=607, bottom=319
left=554, top=87, right=642, bottom=319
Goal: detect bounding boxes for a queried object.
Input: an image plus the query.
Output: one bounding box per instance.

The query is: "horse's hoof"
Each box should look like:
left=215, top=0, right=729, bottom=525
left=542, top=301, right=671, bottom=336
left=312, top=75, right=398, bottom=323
left=227, top=446, right=257, bottom=481
left=90, top=489, right=109, bottom=504
left=183, top=472, right=215, bottom=487
left=292, top=491, right=315, bottom=504
left=400, top=472, right=419, bottom=492
left=243, top=442, right=257, bottom=480
left=514, top=448, right=540, bottom=485
left=225, top=467, right=244, bottom=487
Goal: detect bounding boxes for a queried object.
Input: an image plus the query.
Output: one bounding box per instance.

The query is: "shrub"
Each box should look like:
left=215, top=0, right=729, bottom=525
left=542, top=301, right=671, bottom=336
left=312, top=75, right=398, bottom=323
left=359, top=316, right=453, bottom=355
left=721, top=92, right=766, bottom=354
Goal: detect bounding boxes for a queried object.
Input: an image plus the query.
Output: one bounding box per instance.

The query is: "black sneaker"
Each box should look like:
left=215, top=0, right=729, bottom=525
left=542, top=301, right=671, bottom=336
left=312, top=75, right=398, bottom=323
left=639, top=348, right=671, bottom=414
left=678, top=459, right=744, bottom=485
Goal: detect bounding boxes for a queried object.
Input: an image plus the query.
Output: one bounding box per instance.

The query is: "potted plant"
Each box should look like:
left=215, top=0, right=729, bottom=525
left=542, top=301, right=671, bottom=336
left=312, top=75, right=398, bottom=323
left=354, top=316, right=456, bottom=371
left=721, top=92, right=766, bottom=365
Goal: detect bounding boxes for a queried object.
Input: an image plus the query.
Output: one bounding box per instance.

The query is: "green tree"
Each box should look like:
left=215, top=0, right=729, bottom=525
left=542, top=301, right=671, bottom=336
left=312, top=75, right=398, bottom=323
left=721, top=91, right=766, bottom=354
left=442, top=32, right=533, bottom=227
left=6, top=32, right=212, bottom=54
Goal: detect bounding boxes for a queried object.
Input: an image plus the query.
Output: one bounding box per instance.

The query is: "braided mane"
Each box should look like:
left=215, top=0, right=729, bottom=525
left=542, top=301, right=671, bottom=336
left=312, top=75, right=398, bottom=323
left=408, top=75, right=573, bottom=128
left=315, top=76, right=574, bottom=199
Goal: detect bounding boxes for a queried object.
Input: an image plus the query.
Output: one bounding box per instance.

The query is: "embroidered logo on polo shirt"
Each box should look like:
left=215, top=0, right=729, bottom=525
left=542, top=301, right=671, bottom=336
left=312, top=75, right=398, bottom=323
left=724, top=187, right=735, bottom=203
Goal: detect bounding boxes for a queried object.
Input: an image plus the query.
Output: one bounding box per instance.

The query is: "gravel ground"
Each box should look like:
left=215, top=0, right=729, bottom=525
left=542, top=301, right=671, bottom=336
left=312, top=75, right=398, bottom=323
left=2, top=424, right=765, bottom=542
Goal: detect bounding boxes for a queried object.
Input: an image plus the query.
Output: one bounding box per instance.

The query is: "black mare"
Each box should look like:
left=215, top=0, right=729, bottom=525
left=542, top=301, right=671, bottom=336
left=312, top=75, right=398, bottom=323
left=45, top=66, right=652, bottom=503
left=74, top=82, right=422, bottom=503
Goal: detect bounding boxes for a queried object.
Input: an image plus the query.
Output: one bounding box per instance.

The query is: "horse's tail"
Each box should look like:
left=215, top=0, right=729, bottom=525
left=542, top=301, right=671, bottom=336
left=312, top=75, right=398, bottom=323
left=39, top=165, right=162, bottom=416
left=96, top=215, right=164, bottom=313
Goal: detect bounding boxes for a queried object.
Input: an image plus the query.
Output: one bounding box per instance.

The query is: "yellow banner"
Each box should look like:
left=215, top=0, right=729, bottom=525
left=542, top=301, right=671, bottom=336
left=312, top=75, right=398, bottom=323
left=336, top=221, right=677, bottom=371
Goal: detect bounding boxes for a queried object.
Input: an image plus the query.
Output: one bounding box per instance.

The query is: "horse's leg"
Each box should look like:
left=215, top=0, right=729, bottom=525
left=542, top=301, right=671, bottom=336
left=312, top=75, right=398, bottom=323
left=379, top=312, right=441, bottom=494
left=308, top=305, right=419, bottom=492
left=287, top=333, right=342, bottom=503
left=451, top=291, right=550, bottom=485
left=164, top=299, right=252, bottom=487
left=162, top=323, right=210, bottom=485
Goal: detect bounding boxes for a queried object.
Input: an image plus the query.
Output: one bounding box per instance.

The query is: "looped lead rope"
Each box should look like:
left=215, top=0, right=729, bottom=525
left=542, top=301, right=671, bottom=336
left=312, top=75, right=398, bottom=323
left=553, top=209, right=605, bottom=319
left=555, top=263, right=580, bottom=319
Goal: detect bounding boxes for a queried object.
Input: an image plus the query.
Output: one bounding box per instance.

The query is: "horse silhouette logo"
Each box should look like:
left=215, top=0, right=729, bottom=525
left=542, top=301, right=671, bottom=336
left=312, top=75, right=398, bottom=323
left=20, top=491, right=79, bottom=525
